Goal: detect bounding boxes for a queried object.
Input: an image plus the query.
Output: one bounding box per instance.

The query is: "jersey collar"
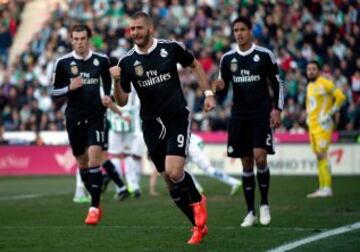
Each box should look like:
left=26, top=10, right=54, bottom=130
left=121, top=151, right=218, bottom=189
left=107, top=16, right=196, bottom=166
left=134, top=38, right=158, bottom=55
left=236, top=43, right=256, bottom=56
left=72, top=50, right=93, bottom=61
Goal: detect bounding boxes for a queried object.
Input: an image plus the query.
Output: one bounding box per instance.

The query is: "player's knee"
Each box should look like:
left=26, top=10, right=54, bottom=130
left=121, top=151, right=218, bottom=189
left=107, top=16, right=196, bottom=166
left=165, top=168, right=184, bottom=182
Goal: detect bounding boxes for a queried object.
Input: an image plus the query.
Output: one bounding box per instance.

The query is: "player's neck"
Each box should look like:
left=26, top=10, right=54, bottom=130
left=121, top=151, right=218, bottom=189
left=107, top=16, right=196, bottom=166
left=74, top=49, right=91, bottom=59
left=138, top=38, right=154, bottom=54
left=238, top=42, right=253, bottom=52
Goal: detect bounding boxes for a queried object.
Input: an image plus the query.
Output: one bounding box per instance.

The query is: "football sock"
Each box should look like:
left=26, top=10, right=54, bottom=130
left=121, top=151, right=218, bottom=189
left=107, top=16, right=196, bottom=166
left=88, top=166, right=103, bottom=208
left=102, top=159, right=126, bottom=189
left=169, top=184, right=195, bottom=225
left=75, top=169, right=88, bottom=198
left=124, top=156, right=140, bottom=192
left=318, top=158, right=332, bottom=188
left=173, top=171, right=202, bottom=203
left=110, top=158, right=123, bottom=177
left=242, top=171, right=255, bottom=214
left=188, top=171, right=205, bottom=193
left=257, top=166, right=270, bottom=205
left=79, top=167, right=90, bottom=192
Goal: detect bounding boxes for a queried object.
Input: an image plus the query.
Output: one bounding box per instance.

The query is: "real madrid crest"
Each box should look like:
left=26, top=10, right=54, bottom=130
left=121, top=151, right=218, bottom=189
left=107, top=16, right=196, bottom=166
left=70, top=61, right=78, bottom=75
left=230, top=58, right=238, bottom=73
left=93, top=58, right=99, bottom=66
left=134, top=60, right=143, bottom=77
left=253, top=54, right=260, bottom=62
left=160, top=48, right=168, bottom=58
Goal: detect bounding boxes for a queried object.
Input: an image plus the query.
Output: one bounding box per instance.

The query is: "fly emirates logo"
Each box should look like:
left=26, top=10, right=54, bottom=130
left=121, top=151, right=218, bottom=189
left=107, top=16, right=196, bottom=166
left=233, top=69, right=260, bottom=83
left=138, top=70, right=171, bottom=87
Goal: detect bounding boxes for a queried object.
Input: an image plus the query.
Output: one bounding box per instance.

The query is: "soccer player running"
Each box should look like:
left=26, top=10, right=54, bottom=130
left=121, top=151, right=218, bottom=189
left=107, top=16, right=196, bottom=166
left=52, top=24, right=112, bottom=225
left=217, top=17, right=284, bottom=227
left=109, top=12, right=216, bottom=244
left=305, top=60, right=346, bottom=198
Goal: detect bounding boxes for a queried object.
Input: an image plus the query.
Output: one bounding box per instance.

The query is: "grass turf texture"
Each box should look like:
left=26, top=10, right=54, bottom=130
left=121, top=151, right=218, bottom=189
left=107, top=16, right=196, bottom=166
left=0, top=176, right=359, bottom=252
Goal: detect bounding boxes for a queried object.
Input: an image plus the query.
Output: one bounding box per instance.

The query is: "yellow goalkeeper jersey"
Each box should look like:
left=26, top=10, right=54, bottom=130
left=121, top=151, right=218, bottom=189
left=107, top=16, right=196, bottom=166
left=306, top=76, right=346, bottom=130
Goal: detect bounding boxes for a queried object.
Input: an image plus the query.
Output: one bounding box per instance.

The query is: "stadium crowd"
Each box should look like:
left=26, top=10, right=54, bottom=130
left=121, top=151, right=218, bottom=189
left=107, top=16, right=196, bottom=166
left=0, top=0, right=359, bottom=133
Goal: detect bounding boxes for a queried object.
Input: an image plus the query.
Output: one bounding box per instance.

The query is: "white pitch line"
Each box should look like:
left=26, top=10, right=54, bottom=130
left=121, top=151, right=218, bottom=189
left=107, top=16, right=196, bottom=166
left=268, top=221, right=360, bottom=252
left=0, top=192, right=70, bottom=201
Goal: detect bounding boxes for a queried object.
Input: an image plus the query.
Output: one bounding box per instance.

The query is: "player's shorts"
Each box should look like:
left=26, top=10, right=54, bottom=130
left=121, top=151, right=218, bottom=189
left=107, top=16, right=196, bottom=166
left=227, top=117, right=275, bottom=158
left=309, top=127, right=332, bottom=153
left=108, top=130, right=146, bottom=157
left=142, top=107, right=191, bottom=173
left=66, top=115, right=107, bottom=157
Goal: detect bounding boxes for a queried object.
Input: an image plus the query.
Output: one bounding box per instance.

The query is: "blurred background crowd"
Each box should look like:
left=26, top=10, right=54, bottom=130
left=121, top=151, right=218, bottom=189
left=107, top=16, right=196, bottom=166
left=0, top=0, right=359, bottom=136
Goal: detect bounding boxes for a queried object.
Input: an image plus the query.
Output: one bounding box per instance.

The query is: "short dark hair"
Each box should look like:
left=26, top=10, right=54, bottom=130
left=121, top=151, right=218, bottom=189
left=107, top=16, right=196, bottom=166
left=130, top=11, right=153, bottom=25
left=232, top=16, right=252, bottom=30
left=70, top=24, right=92, bottom=38
left=307, top=60, right=321, bottom=70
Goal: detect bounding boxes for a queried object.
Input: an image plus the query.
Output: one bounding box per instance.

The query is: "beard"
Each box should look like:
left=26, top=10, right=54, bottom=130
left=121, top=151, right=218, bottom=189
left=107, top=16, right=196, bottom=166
left=135, top=31, right=151, bottom=48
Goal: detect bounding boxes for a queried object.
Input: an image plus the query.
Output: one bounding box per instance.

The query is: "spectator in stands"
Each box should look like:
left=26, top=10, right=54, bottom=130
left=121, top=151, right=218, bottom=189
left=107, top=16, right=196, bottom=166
left=1, top=0, right=360, bottom=134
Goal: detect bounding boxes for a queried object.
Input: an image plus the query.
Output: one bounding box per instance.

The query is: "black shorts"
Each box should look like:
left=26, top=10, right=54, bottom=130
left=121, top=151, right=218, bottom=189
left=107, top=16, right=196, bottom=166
left=142, top=107, right=191, bottom=173
left=66, top=115, right=107, bottom=157
left=227, top=117, right=275, bottom=158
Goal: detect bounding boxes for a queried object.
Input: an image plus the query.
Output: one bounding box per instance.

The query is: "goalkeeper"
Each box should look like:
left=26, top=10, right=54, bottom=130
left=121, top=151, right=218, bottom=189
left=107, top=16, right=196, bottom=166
left=305, top=60, right=346, bottom=198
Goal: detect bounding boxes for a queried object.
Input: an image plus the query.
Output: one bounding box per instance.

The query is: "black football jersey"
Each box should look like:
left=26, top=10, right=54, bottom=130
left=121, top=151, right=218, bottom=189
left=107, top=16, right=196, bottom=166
left=219, top=43, right=284, bottom=120
left=51, top=50, right=111, bottom=121
left=118, top=39, right=194, bottom=121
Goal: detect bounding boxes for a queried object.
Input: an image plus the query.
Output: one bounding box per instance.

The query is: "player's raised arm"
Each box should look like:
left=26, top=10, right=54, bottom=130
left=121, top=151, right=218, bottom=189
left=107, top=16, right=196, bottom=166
left=110, top=65, right=128, bottom=106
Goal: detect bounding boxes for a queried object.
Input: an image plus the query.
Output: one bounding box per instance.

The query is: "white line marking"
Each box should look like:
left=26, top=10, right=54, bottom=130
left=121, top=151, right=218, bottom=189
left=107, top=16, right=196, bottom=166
left=268, top=222, right=360, bottom=252
left=0, top=192, right=70, bottom=201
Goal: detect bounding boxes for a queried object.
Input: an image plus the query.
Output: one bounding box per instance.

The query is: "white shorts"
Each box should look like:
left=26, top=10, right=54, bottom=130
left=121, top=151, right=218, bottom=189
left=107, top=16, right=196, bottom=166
left=108, top=130, right=146, bottom=157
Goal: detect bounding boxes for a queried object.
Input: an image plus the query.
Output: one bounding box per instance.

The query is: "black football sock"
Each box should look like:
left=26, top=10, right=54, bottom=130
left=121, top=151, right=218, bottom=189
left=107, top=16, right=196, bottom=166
left=169, top=184, right=195, bottom=226
left=102, top=159, right=126, bottom=189
left=174, top=171, right=202, bottom=203
left=88, top=166, right=103, bottom=208
left=242, top=171, right=255, bottom=214
left=79, top=168, right=90, bottom=193
left=257, top=166, right=270, bottom=205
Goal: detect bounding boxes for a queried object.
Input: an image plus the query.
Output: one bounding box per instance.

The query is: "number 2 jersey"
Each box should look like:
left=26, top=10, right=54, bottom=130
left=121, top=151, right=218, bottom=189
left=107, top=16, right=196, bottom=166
left=219, top=43, right=284, bottom=120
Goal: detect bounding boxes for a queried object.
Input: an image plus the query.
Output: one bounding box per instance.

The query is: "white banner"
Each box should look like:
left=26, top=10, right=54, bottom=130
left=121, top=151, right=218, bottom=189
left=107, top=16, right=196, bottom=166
left=143, top=144, right=360, bottom=175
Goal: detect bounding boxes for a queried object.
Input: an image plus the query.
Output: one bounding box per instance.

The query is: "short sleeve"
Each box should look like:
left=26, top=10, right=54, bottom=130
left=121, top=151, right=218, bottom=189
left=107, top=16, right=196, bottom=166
left=173, top=41, right=195, bottom=68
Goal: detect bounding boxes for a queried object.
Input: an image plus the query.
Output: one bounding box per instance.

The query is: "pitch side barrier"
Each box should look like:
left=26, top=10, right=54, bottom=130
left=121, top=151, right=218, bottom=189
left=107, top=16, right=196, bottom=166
left=1, top=131, right=359, bottom=175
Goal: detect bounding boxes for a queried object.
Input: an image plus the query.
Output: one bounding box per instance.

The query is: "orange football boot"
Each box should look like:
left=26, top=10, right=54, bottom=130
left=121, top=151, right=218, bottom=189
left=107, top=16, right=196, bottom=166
left=85, top=207, right=102, bottom=225
left=191, top=195, right=208, bottom=227
left=187, top=225, right=208, bottom=245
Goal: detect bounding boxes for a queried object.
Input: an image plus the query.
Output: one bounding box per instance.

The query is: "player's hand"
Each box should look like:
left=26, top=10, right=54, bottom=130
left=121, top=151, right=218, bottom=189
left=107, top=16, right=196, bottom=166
left=203, top=95, right=216, bottom=112
left=215, top=79, right=225, bottom=90
left=69, top=76, right=83, bottom=90
left=270, top=109, right=281, bottom=128
left=121, top=115, right=132, bottom=123
left=110, top=66, right=121, bottom=81
left=102, top=95, right=113, bottom=107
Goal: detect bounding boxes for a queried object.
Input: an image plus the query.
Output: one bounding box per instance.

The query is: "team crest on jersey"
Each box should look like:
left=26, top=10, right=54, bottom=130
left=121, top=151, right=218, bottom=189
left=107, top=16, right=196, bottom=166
left=160, top=48, right=168, bottom=58
left=253, top=54, right=260, bottom=62
left=134, top=60, right=144, bottom=76
left=70, top=61, right=78, bottom=75
left=93, top=58, right=99, bottom=66
left=230, top=58, right=238, bottom=72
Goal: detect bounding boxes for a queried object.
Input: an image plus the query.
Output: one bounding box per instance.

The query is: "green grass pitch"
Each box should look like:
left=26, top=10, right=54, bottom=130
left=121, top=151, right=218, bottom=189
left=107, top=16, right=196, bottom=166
left=0, top=175, right=359, bottom=252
